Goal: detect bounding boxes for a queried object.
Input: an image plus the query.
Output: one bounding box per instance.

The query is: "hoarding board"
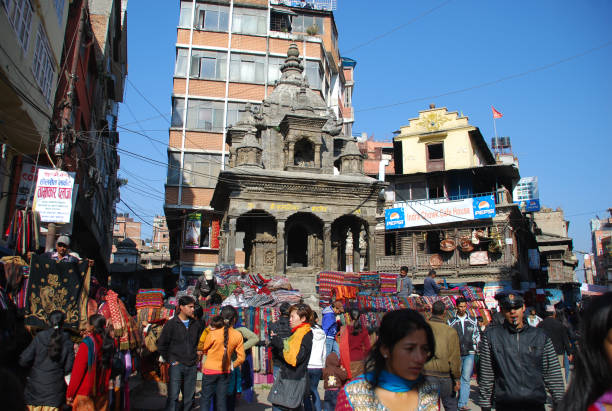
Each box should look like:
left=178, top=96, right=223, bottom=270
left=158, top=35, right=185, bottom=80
left=385, top=195, right=496, bottom=229
left=33, top=169, right=76, bottom=223
left=513, top=177, right=540, bottom=212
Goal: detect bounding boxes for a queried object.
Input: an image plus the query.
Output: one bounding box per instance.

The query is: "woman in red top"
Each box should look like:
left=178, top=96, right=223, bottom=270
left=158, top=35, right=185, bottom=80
left=66, top=314, right=115, bottom=410
left=346, top=308, right=370, bottom=378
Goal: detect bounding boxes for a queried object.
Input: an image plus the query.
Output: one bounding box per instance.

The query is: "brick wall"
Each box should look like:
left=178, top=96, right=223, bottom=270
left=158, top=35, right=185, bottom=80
left=165, top=187, right=179, bottom=205
left=181, top=187, right=214, bottom=207
left=181, top=249, right=219, bottom=264
left=228, top=82, right=266, bottom=100
left=192, top=31, right=229, bottom=47
left=232, top=34, right=266, bottom=52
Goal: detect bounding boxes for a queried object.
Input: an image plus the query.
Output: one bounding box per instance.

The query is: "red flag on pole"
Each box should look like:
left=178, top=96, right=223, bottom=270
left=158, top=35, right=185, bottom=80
left=492, top=106, right=503, bottom=119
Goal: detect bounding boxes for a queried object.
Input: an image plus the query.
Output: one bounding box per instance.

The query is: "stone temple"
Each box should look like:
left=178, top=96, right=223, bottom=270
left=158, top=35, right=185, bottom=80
left=212, top=44, right=385, bottom=298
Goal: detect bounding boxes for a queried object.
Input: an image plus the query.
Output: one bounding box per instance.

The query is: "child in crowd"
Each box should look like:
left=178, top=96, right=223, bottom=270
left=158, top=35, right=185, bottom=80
left=322, top=352, right=348, bottom=411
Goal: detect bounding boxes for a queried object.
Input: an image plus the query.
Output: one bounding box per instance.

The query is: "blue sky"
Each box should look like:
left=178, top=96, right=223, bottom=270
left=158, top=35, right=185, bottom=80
left=118, top=0, right=612, bottom=278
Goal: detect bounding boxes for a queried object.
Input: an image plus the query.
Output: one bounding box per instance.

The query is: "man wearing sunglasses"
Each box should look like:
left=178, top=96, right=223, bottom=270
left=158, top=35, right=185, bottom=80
left=477, top=291, right=564, bottom=411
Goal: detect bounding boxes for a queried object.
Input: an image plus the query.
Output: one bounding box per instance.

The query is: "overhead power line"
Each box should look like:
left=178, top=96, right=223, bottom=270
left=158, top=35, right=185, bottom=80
left=356, top=40, right=612, bottom=113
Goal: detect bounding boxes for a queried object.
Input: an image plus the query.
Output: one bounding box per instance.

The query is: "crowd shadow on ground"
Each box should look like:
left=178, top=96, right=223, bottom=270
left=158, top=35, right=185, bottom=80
left=130, top=377, right=274, bottom=411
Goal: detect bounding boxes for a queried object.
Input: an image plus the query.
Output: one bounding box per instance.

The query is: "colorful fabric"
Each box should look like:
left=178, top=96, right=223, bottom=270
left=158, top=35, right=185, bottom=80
left=336, top=376, right=439, bottom=411
left=283, top=322, right=312, bottom=367
left=135, top=288, right=164, bottom=309
left=25, top=255, right=88, bottom=330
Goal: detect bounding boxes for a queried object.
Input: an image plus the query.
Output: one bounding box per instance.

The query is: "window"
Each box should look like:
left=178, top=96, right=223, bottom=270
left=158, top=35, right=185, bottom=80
left=270, top=12, right=291, bottom=32
left=178, top=2, right=193, bottom=27
left=182, top=153, right=223, bottom=188
left=294, top=138, right=314, bottom=167
left=186, top=100, right=223, bottom=131
left=31, top=25, right=55, bottom=102
left=344, top=86, right=352, bottom=106
left=427, top=143, right=443, bottom=160
left=267, top=56, right=284, bottom=83
left=230, top=54, right=265, bottom=84
left=54, top=0, right=64, bottom=22
left=394, top=180, right=426, bottom=201
left=427, top=176, right=445, bottom=199
left=196, top=4, right=229, bottom=31
left=167, top=152, right=181, bottom=184
left=3, top=0, right=33, bottom=50
left=232, top=9, right=266, bottom=35
left=175, top=48, right=188, bottom=76
left=172, top=98, right=254, bottom=131
left=292, top=15, right=324, bottom=34
left=190, top=50, right=226, bottom=80
left=305, top=61, right=322, bottom=90
left=171, top=98, right=185, bottom=127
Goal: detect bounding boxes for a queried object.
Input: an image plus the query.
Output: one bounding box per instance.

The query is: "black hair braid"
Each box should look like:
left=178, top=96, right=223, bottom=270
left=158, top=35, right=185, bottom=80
left=47, top=310, right=65, bottom=362
left=222, top=321, right=230, bottom=372
left=89, top=314, right=115, bottom=369
left=350, top=308, right=362, bottom=336
left=219, top=305, right=237, bottom=372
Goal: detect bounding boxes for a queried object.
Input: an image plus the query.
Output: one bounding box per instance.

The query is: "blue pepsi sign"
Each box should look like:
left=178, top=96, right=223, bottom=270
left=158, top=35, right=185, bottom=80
left=473, top=195, right=496, bottom=219
left=518, top=199, right=541, bottom=212
left=385, top=207, right=406, bottom=230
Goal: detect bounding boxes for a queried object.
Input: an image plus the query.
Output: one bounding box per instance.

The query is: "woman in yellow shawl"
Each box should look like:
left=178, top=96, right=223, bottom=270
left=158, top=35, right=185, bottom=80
left=270, top=303, right=314, bottom=411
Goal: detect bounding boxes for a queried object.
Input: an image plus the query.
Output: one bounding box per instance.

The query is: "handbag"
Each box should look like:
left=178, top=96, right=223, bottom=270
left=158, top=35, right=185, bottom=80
left=267, top=372, right=307, bottom=409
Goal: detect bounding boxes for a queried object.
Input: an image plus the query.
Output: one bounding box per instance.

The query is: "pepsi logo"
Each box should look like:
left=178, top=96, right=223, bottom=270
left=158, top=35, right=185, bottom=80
left=478, top=200, right=490, bottom=209
left=389, top=212, right=401, bottom=220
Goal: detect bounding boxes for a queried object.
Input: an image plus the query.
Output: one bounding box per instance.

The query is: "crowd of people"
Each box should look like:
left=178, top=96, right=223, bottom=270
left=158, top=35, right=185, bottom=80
left=1, top=243, right=611, bottom=411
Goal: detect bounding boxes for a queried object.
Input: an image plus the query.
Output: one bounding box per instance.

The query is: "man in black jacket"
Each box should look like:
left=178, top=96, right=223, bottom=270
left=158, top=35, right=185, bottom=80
left=478, top=291, right=564, bottom=411
left=538, top=306, right=573, bottom=386
left=157, top=295, right=204, bottom=411
left=268, top=302, right=292, bottom=378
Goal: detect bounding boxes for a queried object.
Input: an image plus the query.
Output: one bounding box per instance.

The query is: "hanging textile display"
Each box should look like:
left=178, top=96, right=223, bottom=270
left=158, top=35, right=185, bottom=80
left=5, top=209, right=39, bottom=255
left=25, top=255, right=89, bottom=330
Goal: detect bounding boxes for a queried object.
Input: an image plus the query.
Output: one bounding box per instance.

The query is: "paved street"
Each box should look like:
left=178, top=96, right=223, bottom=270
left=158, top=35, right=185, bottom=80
left=130, top=376, right=484, bottom=411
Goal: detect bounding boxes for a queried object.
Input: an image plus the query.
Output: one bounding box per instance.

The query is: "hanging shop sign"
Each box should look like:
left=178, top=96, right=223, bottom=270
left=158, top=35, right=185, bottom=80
left=16, top=162, right=50, bottom=208
left=33, top=169, right=76, bottom=223
left=385, top=195, right=496, bottom=229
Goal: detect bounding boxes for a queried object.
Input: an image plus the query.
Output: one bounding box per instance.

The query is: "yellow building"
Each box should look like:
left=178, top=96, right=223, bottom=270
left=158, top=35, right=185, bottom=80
left=394, top=104, right=493, bottom=175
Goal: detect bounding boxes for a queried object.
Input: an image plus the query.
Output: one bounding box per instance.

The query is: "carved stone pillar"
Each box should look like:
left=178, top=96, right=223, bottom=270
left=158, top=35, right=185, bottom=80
left=227, top=217, right=237, bottom=264
left=276, top=220, right=285, bottom=273
left=288, top=143, right=295, bottom=168
left=323, top=222, right=331, bottom=270
left=314, top=144, right=321, bottom=168
left=367, top=223, right=377, bottom=271
left=352, top=224, right=361, bottom=272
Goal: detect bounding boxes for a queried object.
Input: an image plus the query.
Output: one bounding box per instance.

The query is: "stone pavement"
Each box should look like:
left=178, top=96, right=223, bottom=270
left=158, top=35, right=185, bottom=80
left=130, top=376, right=484, bottom=410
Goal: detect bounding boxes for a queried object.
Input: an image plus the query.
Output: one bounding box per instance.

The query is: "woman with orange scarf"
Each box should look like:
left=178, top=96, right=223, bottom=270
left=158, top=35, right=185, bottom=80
left=269, top=303, right=314, bottom=411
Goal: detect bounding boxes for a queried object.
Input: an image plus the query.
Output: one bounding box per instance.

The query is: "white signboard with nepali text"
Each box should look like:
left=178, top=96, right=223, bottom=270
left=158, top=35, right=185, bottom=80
left=34, top=169, right=76, bottom=223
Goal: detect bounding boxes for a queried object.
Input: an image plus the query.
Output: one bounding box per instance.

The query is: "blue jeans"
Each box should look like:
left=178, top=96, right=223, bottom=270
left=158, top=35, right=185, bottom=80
left=325, top=339, right=339, bottom=358
left=200, top=373, right=230, bottom=411
left=166, top=363, right=197, bottom=411
left=304, top=368, right=322, bottom=411
left=459, top=354, right=475, bottom=408
left=323, top=389, right=339, bottom=411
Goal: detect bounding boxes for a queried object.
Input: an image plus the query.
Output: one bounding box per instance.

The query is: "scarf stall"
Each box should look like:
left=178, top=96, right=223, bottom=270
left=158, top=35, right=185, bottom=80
left=317, top=271, right=493, bottom=330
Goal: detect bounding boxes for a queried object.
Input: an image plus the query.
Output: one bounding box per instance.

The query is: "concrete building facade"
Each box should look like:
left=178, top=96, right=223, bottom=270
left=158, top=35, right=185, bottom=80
left=590, top=209, right=612, bottom=288
left=379, top=105, right=536, bottom=286
left=0, top=0, right=69, bottom=244
left=164, top=0, right=356, bottom=277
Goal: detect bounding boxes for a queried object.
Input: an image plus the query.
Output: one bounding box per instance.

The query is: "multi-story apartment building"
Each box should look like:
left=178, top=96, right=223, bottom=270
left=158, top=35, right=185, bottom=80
left=51, top=0, right=127, bottom=272
left=164, top=0, right=355, bottom=276
left=0, top=0, right=68, bottom=244
left=379, top=105, right=537, bottom=287
left=152, top=215, right=170, bottom=251
left=113, top=213, right=142, bottom=248
left=590, top=209, right=612, bottom=288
